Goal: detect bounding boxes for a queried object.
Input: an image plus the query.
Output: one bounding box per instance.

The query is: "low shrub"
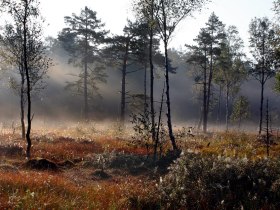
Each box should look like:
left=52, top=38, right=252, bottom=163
left=25, top=158, right=59, bottom=171
left=158, top=152, right=280, bottom=209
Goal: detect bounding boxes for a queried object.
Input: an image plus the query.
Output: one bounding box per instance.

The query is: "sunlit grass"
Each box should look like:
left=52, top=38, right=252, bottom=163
left=1, top=122, right=280, bottom=209
left=0, top=170, right=156, bottom=209
left=176, top=130, right=280, bottom=160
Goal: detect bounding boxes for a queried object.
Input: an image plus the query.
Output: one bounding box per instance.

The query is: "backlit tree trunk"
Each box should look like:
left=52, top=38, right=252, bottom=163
left=120, top=39, right=130, bottom=124
left=162, top=25, right=177, bottom=151
left=23, top=0, right=32, bottom=159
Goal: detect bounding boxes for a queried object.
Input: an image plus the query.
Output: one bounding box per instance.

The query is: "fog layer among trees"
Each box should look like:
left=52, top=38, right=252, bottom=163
left=0, top=0, right=280, bottom=137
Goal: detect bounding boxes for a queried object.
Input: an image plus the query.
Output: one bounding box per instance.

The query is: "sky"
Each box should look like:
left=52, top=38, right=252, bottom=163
left=40, top=0, right=275, bottom=55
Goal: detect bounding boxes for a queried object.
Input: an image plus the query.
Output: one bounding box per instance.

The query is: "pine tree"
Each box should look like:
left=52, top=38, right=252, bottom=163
left=58, top=7, right=108, bottom=120
left=104, top=20, right=155, bottom=124
left=187, top=12, right=225, bottom=133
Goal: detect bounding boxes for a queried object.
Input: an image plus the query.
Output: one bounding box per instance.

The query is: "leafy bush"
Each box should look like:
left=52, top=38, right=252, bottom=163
left=158, top=152, right=280, bottom=209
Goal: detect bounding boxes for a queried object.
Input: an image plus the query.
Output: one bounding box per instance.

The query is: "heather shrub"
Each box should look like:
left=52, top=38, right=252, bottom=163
left=158, top=152, right=280, bottom=209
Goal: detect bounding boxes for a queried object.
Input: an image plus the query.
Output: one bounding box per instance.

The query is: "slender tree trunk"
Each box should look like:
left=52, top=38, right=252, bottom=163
left=160, top=1, right=177, bottom=151
left=163, top=40, right=177, bottom=151
left=259, top=37, right=265, bottom=135
left=84, top=7, right=89, bottom=120
left=203, top=83, right=207, bottom=132
left=198, top=106, right=203, bottom=130
left=207, top=46, right=214, bottom=115
left=205, top=45, right=214, bottom=133
left=23, top=0, right=31, bottom=159
left=259, top=79, right=264, bottom=134
left=203, top=73, right=207, bottom=132
left=144, top=64, right=147, bottom=113
left=84, top=51, right=88, bottom=119
left=238, top=116, right=241, bottom=129
left=225, top=85, right=229, bottom=131
left=266, top=99, right=269, bottom=157
left=120, top=39, right=129, bottom=124
left=154, top=83, right=165, bottom=160
left=20, top=71, right=25, bottom=139
left=149, top=7, right=156, bottom=154
left=203, top=48, right=208, bottom=133
left=217, top=84, right=222, bottom=125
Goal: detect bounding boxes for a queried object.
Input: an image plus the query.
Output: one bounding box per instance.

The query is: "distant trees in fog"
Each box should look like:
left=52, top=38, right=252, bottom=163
left=186, top=10, right=280, bottom=134
left=215, top=25, right=246, bottom=131
left=104, top=20, right=156, bottom=125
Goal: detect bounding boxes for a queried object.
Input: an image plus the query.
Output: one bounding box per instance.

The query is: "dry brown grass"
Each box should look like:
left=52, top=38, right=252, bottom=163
left=176, top=130, right=280, bottom=160
left=1, top=124, right=280, bottom=209
left=0, top=169, right=157, bottom=209
left=0, top=124, right=158, bottom=209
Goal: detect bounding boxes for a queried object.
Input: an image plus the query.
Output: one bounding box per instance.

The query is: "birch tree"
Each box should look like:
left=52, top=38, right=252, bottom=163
left=156, top=0, right=210, bottom=149
left=249, top=17, right=277, bottom=134
left=1, top=0, right=51, bottom=158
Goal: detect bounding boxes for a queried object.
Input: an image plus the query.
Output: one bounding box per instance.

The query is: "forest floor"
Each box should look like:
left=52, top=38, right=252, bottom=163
left=0, top=121, right=280, bottom=209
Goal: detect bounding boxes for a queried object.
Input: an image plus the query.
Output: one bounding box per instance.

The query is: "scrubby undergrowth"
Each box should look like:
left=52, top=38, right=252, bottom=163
left=159, top=152, right=280, bottom=209
left=0, top=123, right=280, bottom=209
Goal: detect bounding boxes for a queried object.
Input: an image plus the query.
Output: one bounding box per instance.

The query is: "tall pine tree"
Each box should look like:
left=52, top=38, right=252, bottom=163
left=187, top=13, right=225, bottom=133
left=58, top=7, right=108, bottom=120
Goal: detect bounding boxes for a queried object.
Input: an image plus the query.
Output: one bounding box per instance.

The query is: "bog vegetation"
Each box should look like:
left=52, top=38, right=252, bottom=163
left=0, top=123, right=280, bottom=209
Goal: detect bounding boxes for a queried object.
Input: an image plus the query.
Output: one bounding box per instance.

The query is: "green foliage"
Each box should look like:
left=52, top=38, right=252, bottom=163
left=248, top=17, right=278, bottom=133
left=104, top=20, right=162, bottom=67
left=0, top=1, right=51, bottom=95
left=275, top=72, right=280, bottom=93
left=187, top=12, right=226, bottom=83
left=130, top=93, right=168, bottom=157
left=273, top=0, right=280, bottom=19
left=230, top=96, right=250, bottom=126
left=130, top=104, right=152, bottom=154
left=59, top=7, right=108, bottom=64
left=186, top=13, right=226, bottom=131
left=58, top=7, right=108, bottom=113
left=249, top=17, right=277, bottom=81
left=159, top=152, right=280, bottom=209
left=65, top=64, right=107, bottom=100
left=156, top=0, right=211, bottom=40
left=215, top=25, right=246, bottom=94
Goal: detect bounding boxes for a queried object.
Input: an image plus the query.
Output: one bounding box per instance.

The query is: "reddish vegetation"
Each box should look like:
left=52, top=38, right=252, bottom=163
left=1, top=127, right=280, bottom=209
left=0, top=129, right=158, bottom=209
left=32, top=139, right=103, bottom=161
